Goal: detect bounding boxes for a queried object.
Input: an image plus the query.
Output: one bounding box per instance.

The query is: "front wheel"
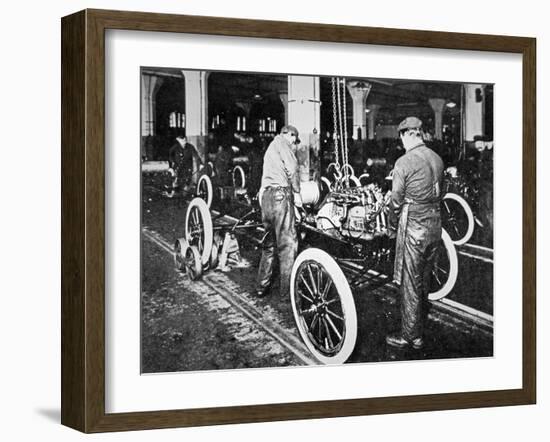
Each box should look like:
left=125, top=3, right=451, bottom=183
left=290, top=248, right=357, bottom=364
left=185, top=198, right=213, bottom=266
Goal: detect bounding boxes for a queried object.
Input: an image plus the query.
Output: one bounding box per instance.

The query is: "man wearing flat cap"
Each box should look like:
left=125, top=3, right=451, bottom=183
left=387, top=117, right=444, bottom=350
left=255, top=125, right=303, bottom=298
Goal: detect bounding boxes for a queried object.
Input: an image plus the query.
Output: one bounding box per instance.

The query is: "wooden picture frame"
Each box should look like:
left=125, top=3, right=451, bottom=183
left=61, top=9, right=536, bottom=433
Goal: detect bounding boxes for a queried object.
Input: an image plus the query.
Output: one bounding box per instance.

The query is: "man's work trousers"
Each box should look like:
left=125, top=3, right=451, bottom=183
left=399, top=214, right=441, bottom=341
left=257, top=187, right=298, bottom=297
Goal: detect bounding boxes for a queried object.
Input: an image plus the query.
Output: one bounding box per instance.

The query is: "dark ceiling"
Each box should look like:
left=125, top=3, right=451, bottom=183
left=143, top=67, right=469, bottom=126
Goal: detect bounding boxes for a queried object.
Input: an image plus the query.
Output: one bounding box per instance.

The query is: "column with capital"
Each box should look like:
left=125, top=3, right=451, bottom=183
left=287, top=76, right=321, bottom=181
left=235, top=101, right=252, bottom=132
left=366, top=104, right=381, bottom=140
left=278, top=92, right=288, bottom=126
left=346, top=81, right=372, bottom=140
left=141, top=74, right=164, bottom=137
left=181, top=70, right=209, bottom=181
left=428, top=98, right=446, bottom=140
left=464, top=84, right=485, bottom=141
left=141, top=74, right=163, bottom=159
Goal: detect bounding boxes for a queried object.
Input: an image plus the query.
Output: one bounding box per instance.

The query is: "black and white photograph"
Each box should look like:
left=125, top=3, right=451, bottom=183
left=140, top=68, right=494, bottom=372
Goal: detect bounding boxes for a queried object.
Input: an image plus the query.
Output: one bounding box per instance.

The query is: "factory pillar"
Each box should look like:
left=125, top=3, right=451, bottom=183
left=287, top=76, right=321, bottom=181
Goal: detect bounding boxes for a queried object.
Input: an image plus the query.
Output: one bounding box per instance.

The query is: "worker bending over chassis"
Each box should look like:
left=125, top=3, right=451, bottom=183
left=256, top=125, right=303, bottom=298
left=387, top=117, right=444, bottom=350
left=169, top=135, right=202, bottom=190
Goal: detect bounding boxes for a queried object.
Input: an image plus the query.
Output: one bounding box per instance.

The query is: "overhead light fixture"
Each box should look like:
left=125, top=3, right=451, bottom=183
left=446, top=101, right=457, bottom=108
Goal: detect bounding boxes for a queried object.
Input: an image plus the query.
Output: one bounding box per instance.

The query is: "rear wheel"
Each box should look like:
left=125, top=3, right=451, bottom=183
left=185, top=245, right=203, bottom=280
left=441, top=192, right=474, bottom=245
left=173, top=238, right=188, bottom=271
left=196, top=174, right=213, bottom=208
left=290, top=248, right=357, bottom=364
left=428, top=229, right=458, bottom=301
left=209, top=234, right=222, bottom=270
left=232, top=165, right=246, bottom=189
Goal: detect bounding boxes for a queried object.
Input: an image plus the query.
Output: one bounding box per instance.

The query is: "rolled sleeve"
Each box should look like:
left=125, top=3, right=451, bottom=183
left=390, top=164, right=406, bottom=229
left=280, top=144, right=301, bottom=193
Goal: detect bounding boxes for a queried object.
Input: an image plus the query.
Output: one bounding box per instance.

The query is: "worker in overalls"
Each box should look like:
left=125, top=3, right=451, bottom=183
left=169, top=135, right=202, bottom=191
left=255, top=125, right=302, bottom=298
left=387, top=117, right=444, bottom=349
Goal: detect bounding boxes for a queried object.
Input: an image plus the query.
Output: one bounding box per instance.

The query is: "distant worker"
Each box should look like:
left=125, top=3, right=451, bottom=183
left=214, top=144, right=232, bottom=186
left=169, top=135, right=202, bottom=190
left=256, top=125, right=302, bottom=298
left=387, top=117, right=444, bottom=350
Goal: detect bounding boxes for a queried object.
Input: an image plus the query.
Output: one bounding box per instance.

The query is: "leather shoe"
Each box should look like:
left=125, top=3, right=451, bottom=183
left=254, top=287, right=270, bottom=298
left=386, top=334, right=424, bottom=350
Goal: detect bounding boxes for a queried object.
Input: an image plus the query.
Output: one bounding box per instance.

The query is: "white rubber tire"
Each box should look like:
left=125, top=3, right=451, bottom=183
left=185, top=197, right=213, bottom=266
left=257, top=187, right=265, bottom=208
left=196, top=174, right=213, bottom=208
left=442, top=192, right=475, bottom=246
left=290, top=248, right=358, bottom=365
left=185, top=245, right=203, bottom=281
left=173, top=238, right=188, bottom=271
left=208, top=161, right=215, bottom=176
left=428, top=229, right=458, bottom=301
left=209, top=234, right=221, bottom=270
left=232, top=165, right=246, bottom=189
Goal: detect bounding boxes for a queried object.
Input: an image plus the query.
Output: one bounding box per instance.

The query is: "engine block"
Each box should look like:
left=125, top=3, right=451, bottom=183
left=315, top=184, right=391, bottom=239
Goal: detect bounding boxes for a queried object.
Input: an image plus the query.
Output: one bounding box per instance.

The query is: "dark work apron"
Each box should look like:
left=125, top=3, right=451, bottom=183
left=393, top=148, right=441, bottom=284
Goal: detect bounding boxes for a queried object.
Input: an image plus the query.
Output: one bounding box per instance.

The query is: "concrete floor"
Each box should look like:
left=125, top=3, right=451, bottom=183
left=141, top=173, right=493, bottom=373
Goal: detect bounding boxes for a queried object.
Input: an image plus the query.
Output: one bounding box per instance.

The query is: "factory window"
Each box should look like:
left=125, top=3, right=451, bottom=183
left=169, top=111, right=185, bottom=128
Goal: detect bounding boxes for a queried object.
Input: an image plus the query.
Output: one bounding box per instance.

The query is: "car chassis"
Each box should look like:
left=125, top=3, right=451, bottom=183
left=176, top=172, right=458, bottom=364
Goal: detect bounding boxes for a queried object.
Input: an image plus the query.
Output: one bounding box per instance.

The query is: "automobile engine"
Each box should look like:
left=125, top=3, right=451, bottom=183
left=315, top=184, right=391, bottom=241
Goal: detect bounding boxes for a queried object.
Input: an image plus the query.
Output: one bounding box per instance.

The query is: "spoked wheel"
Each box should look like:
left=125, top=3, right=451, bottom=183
left=428, top=229, right=458, bottom=301
left=196, top=174, right=213, bottom=208
left=290, top=248, right=357, bottom=364
left=173, top=237, right=188, bottom=271
left=209, top=233, right=222, bottom=270
left=185, top=245, right=203, bottom=280
left=232, top=165, right=246, bottom=189
left=207, top=161, right=215, bottom=176
left=441, top=192, right=474, bottom=245
left=257, top=187, right=265, bottom=208
left=184, top=198, right=213, bottom=266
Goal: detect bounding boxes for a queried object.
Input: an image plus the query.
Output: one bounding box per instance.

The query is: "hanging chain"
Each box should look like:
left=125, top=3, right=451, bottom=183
left=342, top=78, right=349, bottom=183
left=331, top=77, right=340, bottom=170
left=336, top=77, right=345, bottom=180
